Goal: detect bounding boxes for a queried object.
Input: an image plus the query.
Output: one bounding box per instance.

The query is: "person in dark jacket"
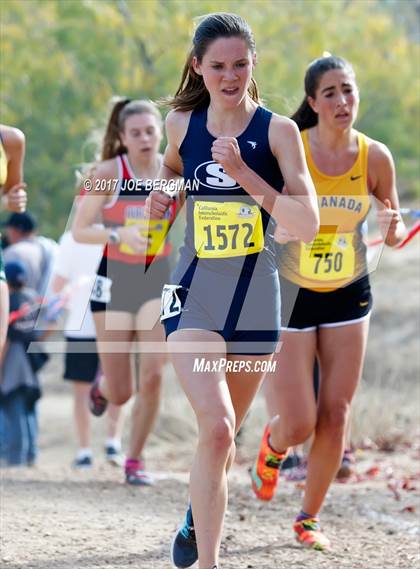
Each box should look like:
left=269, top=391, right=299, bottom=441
left=0, top=260, right=42, bottom=466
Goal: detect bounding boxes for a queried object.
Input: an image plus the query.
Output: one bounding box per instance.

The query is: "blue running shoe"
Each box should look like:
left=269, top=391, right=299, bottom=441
left=72, top=455, right=93, bottom=469
left=170, top=504, right=198, bottom=568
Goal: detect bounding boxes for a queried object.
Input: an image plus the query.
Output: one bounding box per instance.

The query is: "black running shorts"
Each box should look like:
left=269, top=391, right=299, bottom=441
left=280, top=275, right=372, bottom=331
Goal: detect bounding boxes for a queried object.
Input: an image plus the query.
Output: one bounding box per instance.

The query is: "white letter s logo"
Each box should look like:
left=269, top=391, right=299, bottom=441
left=194, top=161, right=240, bottom=190
left=206, top=163, right=237, bottom=187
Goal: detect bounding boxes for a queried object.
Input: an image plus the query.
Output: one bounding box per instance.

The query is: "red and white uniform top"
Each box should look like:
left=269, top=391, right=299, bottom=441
left=101, top=153, right=176, bottom=264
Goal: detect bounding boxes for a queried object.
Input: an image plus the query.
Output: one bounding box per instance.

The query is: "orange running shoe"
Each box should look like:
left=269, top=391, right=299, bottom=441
left=293, top=517, right=331, bottom=551
left=251, top=424, right=288, bottom=501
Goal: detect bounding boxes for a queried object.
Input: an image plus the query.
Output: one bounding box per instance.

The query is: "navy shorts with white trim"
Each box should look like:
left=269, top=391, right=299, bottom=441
left=162, top=263, right=280, bottom=355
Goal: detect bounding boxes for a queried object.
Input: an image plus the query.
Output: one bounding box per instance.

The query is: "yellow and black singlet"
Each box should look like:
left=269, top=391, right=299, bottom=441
left=280, top=129, right=370, bottom=292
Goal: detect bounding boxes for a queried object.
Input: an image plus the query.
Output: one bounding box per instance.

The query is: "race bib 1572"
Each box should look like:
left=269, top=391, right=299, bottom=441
left=194, top=201, right=263, bottom=259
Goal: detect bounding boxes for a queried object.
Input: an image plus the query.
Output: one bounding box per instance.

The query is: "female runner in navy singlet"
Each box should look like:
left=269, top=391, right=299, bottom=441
left=146, top=13, right=319, bottom=569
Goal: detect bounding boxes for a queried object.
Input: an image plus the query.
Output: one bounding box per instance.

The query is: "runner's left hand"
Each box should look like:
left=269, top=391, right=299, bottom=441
left=376, top=198, right=402, bottom=241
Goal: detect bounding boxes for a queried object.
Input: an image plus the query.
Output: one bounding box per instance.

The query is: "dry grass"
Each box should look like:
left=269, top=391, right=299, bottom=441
left=355, top=242, right=420, bottom=448
left=352, top=371, right=419, bottom=449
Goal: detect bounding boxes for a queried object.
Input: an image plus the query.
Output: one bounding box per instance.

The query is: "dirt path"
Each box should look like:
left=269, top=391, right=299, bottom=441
left=1, top=382, right=419, bottom=569
left=2, top=458, right=419, bottom=568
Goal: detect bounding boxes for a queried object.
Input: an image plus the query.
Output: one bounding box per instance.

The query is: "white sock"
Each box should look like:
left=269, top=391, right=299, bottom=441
left=105, top=438, right=121, bottom=451
left=76, top=448, right=92, bottom=460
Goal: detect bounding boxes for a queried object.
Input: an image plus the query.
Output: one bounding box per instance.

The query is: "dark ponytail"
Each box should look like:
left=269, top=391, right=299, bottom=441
left=290, top=99, right=318, bottom=132
left=170, top=49, right=210, bottom=111
left=291, top=55, right=355, bottom=131
left=101, top=97, right=131, bottom=160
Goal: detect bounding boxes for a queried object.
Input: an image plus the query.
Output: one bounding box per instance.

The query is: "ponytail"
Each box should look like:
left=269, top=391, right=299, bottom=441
left=166, top=49, right=210, bottom=111
left=101, top=97, right=131, bottom=160
left=290, top=98, right=318, bottom=132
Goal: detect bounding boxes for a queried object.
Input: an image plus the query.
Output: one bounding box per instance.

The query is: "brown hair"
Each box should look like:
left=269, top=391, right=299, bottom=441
left=291, top=55, right=355, bottom=131
left=167, top=13, right=260, bottom=111
left=101, top=98, right=162, bottom=160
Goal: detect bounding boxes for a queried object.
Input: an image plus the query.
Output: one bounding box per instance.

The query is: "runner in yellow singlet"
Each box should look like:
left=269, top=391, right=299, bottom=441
left=251, top=55, right=406, bottom=551
left=0, top=125, right=27, bottom=359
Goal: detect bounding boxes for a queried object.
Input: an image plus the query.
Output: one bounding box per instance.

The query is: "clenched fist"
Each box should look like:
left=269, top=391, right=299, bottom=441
left=3, top=183, right=27, bottom=212
left=211, top=137, right=245, bottom=179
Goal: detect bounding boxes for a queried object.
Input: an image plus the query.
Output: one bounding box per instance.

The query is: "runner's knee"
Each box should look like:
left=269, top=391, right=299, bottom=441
left=199, top=415, right=235, bottom=457
left=283, top=418, right=315, bottom=446
left=107, top=384, right=132, bottom=406
left=318, top=401, right=350, bottom=438
left=138, top=370, right=163, bottom=397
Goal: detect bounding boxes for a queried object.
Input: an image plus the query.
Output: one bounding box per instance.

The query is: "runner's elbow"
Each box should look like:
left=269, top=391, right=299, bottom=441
left=71, top=225, right=83, bottom=243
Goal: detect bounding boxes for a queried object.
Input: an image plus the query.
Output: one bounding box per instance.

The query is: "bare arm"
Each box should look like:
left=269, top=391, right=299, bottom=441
left=369, top=141, right=406, bottom=247
left=162, top=109, right=189, bottom=177
left=145, top=110, right=189, bottom=217
left=211, top=116, right=319, bottom=243
left=2, top=126, right=25, bottom=190
left=72, top=160, right=149, bottom=253
left=1, top=125, right=27, bottom=212
left=72, top=161, right=114, bottom=244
